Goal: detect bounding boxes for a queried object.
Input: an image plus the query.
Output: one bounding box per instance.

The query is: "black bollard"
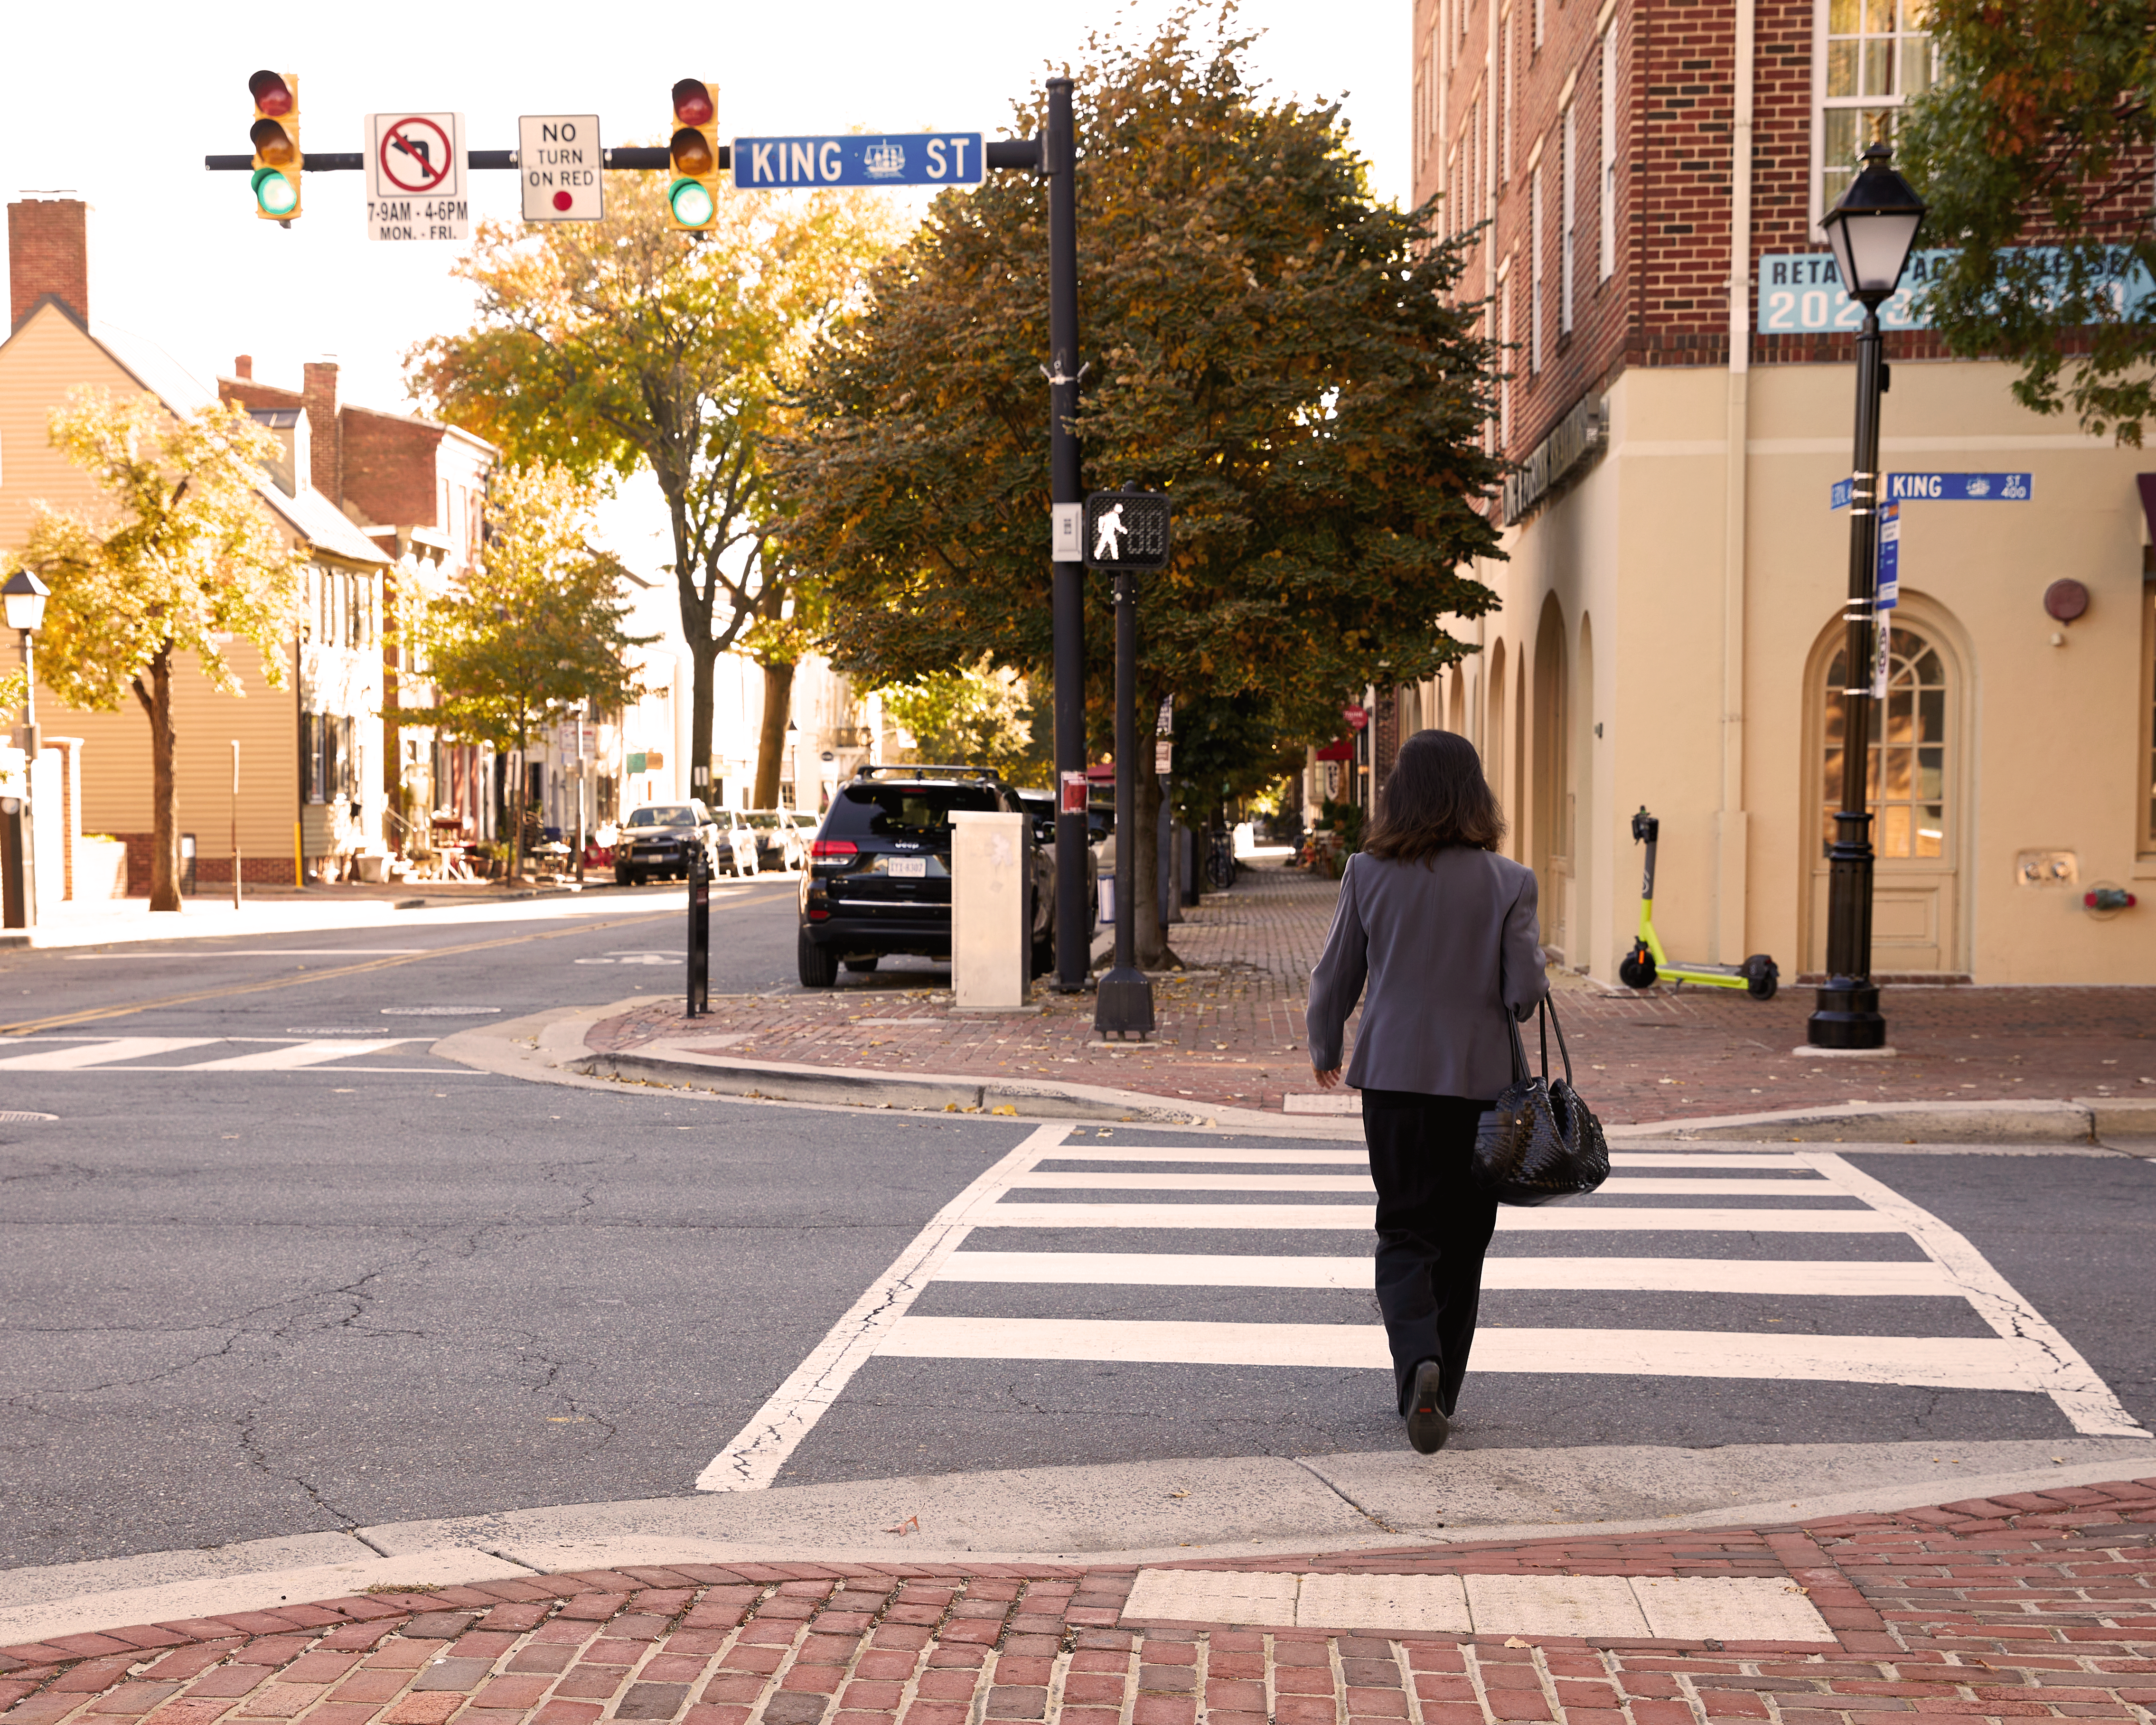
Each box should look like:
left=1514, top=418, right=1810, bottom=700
left=686, top=841, right=711, bottom=1016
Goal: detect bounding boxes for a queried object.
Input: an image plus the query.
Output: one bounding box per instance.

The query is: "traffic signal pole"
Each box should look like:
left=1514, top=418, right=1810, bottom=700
left=1044, top=77, right=1088, bottom=995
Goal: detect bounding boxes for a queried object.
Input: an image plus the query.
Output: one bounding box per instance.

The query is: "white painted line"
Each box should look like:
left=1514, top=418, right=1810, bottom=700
left=1462, top=1573, right=1650, bottom=1637
left=1804, top=1151, right=2149, bottom=1437
left=186, top=1039, right=415, bottom=1071
left=969, top=1202, right=1903, bottom=1231
left=695, top=1121, right=1072, bottom=1492
left=1295, top=1572, right=1471, bottom=1631
left=1010, top=1172, right=1843, bottom=1196
left=1120, top=1570, right=1833, bottom=1642
left=1043, top=1148, right=1810, bottom=1169
left=881, top=1315, right=2067, bottom=1389
left=1631, top=1574, right=1834, bottom=1641
left=0, top=1037, right=218, bottom=1070
left=937, top=1250, right=1956, bottom=1297
left=64, top=949, right=431, bottom=959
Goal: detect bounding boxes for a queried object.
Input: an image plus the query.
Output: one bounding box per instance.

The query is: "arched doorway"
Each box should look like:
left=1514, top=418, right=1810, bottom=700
left=1486, top=640, right=1509, bottom=840
left=1806, top=606, right=1966, bottom=975
left=1532, top=594, right=1570, bottom=961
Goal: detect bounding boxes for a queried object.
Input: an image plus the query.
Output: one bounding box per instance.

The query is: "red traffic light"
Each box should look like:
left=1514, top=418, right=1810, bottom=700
left=251, top=118, right=296, bottom=165
left=670, top=128, right=715, bottom=176
left=249, top=70, right=294, bottom=116
left=672, top=79, right=714, bottom=126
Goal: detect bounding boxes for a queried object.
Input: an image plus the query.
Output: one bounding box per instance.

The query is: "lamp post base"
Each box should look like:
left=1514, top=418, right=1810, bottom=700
left=1094, top=965, right=1154, bottom=1038
left=1807, top=976, right=1885, bottom=1049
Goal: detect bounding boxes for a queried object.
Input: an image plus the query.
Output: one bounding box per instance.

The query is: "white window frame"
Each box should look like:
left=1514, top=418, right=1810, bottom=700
left=1530, top=164, right=1545, bottom=372
left=1501, top=10, right=1514, bottom=185
left=1599, top=27, right=1617, bottom=281
left=1498, top=258, right=1514, bottom=442
left=1810, top=0, right=1939, bottom=229
left=1560, top=104, right=1577, bottom=332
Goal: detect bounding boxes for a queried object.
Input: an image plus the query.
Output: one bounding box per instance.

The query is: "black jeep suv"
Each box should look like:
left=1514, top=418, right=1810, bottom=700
left=796, top=767, right=1055, bottom=987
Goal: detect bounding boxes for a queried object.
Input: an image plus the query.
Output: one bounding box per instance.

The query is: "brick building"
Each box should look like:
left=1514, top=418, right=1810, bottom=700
left=217, top=356, right=498, bottom=862
left=1391, top=0, right=2156, bottom=985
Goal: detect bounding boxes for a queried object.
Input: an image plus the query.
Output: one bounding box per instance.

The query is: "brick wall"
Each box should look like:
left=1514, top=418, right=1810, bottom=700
left=342, top=408, right=444, bottom=528
left=302, top=361, right=341, bottom=502
left=8, top=198, right=88, bottom=327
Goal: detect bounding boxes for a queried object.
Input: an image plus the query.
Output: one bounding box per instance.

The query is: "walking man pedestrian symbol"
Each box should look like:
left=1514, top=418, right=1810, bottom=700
left=1092, top=503, right=1126, bottom=563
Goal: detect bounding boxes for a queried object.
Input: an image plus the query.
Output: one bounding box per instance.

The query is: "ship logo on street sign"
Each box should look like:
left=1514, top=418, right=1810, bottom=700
left=1082, top=491, right=1172, bottom=570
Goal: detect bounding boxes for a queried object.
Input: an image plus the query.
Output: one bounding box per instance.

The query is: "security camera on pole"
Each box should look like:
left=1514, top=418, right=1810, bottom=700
left=1087, top=488, right=1172, bottom=1040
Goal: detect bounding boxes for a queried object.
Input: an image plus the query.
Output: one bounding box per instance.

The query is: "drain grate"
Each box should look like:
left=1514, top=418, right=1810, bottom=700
left=0, top=1110, right=58, bottom=1123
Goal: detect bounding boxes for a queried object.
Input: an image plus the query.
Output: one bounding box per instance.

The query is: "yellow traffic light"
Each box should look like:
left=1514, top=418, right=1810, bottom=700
left=249, top=70, right=302, bottom=221
left=667, top=79, right=719, bottom=230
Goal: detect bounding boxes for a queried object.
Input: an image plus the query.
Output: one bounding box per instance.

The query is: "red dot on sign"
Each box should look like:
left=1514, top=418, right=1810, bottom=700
left=552, top=189, right=573, bottom=211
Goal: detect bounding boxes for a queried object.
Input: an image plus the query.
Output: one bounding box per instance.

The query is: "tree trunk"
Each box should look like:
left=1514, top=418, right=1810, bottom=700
left=149, top=647, right=181, bottom=912
left=752, top=657, right=795, bottom=808
left=508, top=731, right=525, bottom=883
left=688, top=636, right=719, bottom=806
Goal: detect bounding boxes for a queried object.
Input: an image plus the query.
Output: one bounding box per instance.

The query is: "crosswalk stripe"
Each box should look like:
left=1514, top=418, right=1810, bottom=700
left=183, top=1039, right=416, bottom=1071
left=0, top=1037, right=218, bottom=1070
left=1007, top=1172, right=1844, bottom=1196
left=937, top=1250, right=1959, bottom=1296
left=881, top=1314, right=2058, bottom=1390
left=971, top=1202, right=1902, bottom=1232
left=1037, top=1147, right=1811, bottom=1170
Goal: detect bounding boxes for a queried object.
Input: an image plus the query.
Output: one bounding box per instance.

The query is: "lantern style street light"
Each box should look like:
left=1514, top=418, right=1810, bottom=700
left=4, top=568, right=49, bottom=758
left=1808, top=141, right=1926, bottom=1050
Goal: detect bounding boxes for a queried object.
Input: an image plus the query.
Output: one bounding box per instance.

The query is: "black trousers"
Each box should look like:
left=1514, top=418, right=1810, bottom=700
left=1360, top=1088, right=1500, bottom=1416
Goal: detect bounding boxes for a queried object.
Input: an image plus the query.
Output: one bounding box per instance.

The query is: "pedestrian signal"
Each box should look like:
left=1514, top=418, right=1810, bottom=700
left=667, top=79, right=720, bottom=230
left=1081, top=490, right=1173, bottom=570
left=249, top=70, right=301, bottom=221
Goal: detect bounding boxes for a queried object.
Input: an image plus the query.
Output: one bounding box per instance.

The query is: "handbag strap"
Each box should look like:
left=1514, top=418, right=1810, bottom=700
left=1505, top=1005, right=1531, bottom=1085
left=1541, top=994, right=1577, bottom=1088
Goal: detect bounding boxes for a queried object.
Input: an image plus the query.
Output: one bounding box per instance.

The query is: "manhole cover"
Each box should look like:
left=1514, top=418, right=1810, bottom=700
left=380, top=1007, right=504, bottom=1016
left=0, top=1110, right=58, bottom=1123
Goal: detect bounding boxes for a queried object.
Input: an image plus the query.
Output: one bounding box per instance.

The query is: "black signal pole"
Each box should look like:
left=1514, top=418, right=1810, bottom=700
left=1044, top=76, right=1088, bottom=993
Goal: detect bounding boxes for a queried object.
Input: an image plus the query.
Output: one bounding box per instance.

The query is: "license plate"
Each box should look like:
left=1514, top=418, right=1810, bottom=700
left=887, top=857, right=928, bottom=878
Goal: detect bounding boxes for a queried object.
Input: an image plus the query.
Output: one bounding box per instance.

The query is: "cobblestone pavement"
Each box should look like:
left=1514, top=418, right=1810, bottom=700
left=592, top=869, right=2156, bottom=1125
left=5, top=1478, right=2152, bottom=1725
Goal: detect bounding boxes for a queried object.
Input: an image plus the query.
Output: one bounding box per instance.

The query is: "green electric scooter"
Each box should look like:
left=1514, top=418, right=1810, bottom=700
left=1618, top=807, right=1780, bottom=999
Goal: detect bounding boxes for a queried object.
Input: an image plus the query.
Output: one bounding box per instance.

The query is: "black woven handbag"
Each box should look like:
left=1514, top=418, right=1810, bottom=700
left=1471, top=997, right=1611, bottom=1206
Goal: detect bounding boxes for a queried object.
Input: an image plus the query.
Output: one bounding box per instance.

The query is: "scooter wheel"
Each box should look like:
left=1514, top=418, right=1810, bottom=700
left=1744, top=954, right=1780, bottom=1000
left=1618, top=948, right=1658, bottom=989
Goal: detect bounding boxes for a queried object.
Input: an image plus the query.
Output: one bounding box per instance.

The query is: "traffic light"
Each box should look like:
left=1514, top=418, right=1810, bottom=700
left=248, top=70, right=301, bottom=221
left=667, top=79, right=720, bottom=231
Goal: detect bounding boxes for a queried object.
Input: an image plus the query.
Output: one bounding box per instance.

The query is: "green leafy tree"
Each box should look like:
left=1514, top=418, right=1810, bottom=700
left=1899, top=0, right=2156, bottom=441
left=778, top=13, right=1502, bottom=962
left=878, top=663, right=1049, bottom=781
left=416, top=462, right=647, bottom=880
left=18, top=389, right=305, bottom=910
left=409, top=176, right=904, bottom=802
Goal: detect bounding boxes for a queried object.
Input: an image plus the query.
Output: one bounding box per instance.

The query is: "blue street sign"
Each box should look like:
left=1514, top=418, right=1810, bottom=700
left=1875, top=502, right=1899, bottom=609
left=733, top=133, right=984, bottom=189
left=1830, top=471, right=2032, bottom=509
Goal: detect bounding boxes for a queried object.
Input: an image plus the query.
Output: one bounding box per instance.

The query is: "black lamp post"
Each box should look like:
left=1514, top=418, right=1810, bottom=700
left=4, top=569, right=48, bottom=758
left=1807, top=141, right=1926, bottom=1050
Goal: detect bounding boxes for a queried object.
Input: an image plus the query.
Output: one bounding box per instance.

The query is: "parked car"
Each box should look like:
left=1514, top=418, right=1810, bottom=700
left=1012, top=787, right=1103, bottom=934
left=713, top=808, right=760, bottom=877
left=746, top=808, right=807, bottom=872
left=796, top=766, right=1056, bottom=987
left=614, top=803, right=719, bottom=886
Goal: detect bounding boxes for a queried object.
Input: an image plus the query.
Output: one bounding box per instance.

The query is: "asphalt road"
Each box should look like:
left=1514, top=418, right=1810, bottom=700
left=0, top=885, right=2149, bottom=1570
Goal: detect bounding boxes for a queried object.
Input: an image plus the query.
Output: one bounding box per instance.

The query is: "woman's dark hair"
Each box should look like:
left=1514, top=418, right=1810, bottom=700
left=1361, top=729, right=1506, bottom=861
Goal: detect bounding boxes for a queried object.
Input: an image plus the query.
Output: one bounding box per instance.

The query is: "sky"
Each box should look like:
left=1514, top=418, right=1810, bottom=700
left=2, top=0, right=1408, bottom=568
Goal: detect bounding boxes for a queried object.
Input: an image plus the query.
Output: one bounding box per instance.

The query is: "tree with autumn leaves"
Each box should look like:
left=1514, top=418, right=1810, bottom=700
left=777, top=15, right=1503, bottom=962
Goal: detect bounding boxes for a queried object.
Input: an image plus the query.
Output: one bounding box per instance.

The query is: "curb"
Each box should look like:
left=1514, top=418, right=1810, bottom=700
left=1612, top=1093, right=2156, bottom=1144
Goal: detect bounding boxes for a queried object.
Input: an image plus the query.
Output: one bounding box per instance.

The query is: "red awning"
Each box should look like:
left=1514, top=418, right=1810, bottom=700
left=1313, top=737, right=1354, bottom=762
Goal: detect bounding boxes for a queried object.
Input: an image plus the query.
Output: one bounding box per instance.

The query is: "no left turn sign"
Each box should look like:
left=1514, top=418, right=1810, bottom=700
left=365, top=112, right=468, bottom=242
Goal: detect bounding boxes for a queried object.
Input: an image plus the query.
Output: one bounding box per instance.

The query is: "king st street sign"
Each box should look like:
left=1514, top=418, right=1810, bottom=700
left=732, top=133, right=984, bottom=188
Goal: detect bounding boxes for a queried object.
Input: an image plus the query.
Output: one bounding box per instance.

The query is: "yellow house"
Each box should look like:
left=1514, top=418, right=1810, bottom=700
left=1, top=197, right=391, bottom=900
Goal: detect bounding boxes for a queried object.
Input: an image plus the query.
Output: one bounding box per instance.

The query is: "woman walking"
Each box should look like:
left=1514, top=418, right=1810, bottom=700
left=1305, top=730, right=1546, bottom=1453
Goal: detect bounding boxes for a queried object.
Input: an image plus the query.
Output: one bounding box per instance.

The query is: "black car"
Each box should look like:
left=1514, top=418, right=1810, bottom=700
left=614, top=802, right=719, bottom=886
left=797, top=767, right=1056, bottom=987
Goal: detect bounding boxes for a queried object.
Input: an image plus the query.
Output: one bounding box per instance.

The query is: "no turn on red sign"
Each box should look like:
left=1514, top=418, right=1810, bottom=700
left=364, top=112, right=468, bottom=241
left=518, top=115, right=603, bottom=221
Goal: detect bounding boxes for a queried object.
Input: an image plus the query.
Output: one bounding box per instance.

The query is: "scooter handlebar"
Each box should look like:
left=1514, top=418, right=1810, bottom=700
left=1631, top=806, right=1659, bottom=845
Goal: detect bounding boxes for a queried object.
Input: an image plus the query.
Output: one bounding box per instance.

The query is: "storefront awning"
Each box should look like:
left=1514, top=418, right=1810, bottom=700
left=1313, top=737, right=1354, bottom=762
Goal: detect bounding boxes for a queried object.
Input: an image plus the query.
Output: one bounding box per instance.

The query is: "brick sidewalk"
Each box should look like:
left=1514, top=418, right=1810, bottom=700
left=5, top=1477, right=2151, bottom=1725
left=592, top=870, right=2156, bottom=1125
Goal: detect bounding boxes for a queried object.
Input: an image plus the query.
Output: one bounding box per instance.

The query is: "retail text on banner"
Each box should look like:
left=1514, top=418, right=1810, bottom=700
left=733, top=134, right=983, bottom=188
left=1873, top=603, right=1893, bottom=701
left=1831, top=472, right=2032, bottom=510
left=1758, top=247, right=2156, bottom=334
left=1876, top=502, right=1900, bottom=611
left=518, top=115, right=602, bottom=221
left=365, top=113, right=468, bottom=241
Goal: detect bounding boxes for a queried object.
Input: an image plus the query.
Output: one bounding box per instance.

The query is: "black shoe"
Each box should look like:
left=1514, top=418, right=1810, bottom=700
left=1405, top=1360, right=1450, bottom=1454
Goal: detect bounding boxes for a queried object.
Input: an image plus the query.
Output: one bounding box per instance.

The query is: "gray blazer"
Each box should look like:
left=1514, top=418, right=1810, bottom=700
left=1306, top=848, right=1548, bottom=1099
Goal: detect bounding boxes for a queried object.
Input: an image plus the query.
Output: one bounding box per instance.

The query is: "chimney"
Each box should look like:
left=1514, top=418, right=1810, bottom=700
left=234, top=354, right=253, bottom=380
left=9, top=198, right=89, bottom=328
left=301, top=360, right=340, bottom=502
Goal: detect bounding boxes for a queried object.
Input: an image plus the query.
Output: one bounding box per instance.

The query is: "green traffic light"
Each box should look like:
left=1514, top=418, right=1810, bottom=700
left=253, top=168, right=298, bottom=216
left=668, top=177, right=715, bottom=227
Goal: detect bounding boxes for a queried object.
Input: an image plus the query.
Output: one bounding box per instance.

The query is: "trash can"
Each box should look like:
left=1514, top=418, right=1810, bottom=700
left=180, top=833, right=197, bottom=896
